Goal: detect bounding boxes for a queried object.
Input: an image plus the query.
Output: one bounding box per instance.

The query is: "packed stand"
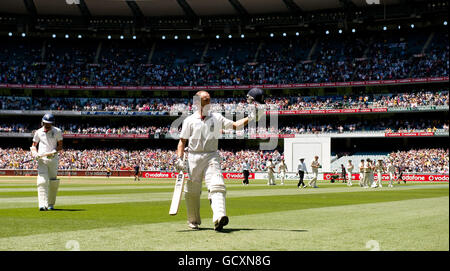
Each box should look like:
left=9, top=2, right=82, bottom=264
left=1, top=90, right=448, bottom=112
left=385, top=148, right=449, bottom=173
left=1, top=147, right=447, bottom=173
left=0, top=148, right=282, bottom=172
left=0, top=31, right=448, bottom=86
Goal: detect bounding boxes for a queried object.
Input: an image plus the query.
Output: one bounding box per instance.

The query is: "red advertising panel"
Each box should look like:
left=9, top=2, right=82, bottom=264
left=385, top=132, right=435, bottom=137
left=322, top=173, right=448, bottom=182
left=141, top=171, right=255, bottom=180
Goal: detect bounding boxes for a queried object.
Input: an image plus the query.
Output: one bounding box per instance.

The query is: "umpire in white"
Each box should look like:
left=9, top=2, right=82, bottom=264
left=175, top=90, right=263, bottom=231
left=30, top=113, right=63, bottom=211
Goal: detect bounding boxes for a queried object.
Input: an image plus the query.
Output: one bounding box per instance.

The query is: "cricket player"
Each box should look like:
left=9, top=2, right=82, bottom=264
left=359, top=159, right=365, bottom=187
left=175, top=90, right=263, bottom=231
left=278, top=159, right=287, bottom=185
left=242, top=159, right=250, bottom=185
left=387, top=160, right=396, bottom=188
left=296, top=158, right=307, bottom=188
left=362, top=159, right=372, bottom=188
left=30, top=113, right=63, bottom=211
left=266, top=158, right=276, bottom=185
left=346, top=160, right=354, bottom=186
left=309, top=156, right=320, bottom=188
left=134, top=163, right=140, bottom=181
left=373, top=159, right=385, bottom=188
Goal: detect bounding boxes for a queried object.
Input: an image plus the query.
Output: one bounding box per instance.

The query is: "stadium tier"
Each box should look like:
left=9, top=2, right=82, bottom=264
left=1, top=147, right=448, bottom=174
left=0, top=29, right=448, bottom=87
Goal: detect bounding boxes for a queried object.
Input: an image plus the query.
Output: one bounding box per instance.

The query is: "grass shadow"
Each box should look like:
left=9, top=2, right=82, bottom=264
left=49, top=208, right=86, bottom=212
left=177, top=228, right=308, bottom=233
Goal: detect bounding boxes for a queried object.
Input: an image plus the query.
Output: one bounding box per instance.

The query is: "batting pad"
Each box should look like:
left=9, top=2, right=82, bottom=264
left=185, top=192, right=201, bottom=226
left=37, top=176, right=49, bottom=209
left=209, top=191, right=226, bottom=223
left=48, top=179, right=60, bottom=207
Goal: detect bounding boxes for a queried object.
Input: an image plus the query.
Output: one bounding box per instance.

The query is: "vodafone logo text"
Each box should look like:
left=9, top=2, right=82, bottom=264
left=141, top=171, right=255, bottom=180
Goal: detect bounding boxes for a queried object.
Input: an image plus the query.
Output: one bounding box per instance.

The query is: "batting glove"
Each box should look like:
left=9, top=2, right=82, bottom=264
left=175, top=158, right=186, bottom=172
left=248, top=105, right=265, bottom=122
left=30, top=147, right=39, bottom=158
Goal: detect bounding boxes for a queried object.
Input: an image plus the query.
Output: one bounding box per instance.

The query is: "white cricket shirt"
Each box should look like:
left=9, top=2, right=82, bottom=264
left=32, top=126, right=63, bottom=155
left=180, top=111, right=233, bottom=153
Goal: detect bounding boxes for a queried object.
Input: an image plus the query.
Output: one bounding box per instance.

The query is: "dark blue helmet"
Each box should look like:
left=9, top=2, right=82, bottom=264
left=247, top=87, right=265, bottom=104
left=42, top=113, right=55, bottom=124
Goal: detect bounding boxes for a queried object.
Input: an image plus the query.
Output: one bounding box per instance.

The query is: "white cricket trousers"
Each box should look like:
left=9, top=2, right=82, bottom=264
left=280, top=171, right=286, bottom=184
left=347, top=171, right=353, bottom=186
left=389, top=172, right=395, bottom=186
left=185, top=151, right=226, bottom=225
left=309, top=170, right=318, bottom=187
left=376, top=172, right=383, bottom=187
left=267, top=172, right=275, bottom=185
left=37, top=157, right=59, bottom=209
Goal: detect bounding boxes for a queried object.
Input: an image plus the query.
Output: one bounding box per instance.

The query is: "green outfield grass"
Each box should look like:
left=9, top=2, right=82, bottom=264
left=0, top=176, right=448, bottom=251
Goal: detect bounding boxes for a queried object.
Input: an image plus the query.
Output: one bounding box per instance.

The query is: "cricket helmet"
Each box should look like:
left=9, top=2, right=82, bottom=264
left=247, top=87, right=265, bottom=104
left=42, top=113, right=55, bottom=124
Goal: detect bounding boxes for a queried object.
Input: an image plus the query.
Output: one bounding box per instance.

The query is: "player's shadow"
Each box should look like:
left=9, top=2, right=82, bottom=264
left=50, top=208, right=86, bottom=212
left=177, top=228, right=307, bottom=233
left=219, top=228, right=308, bottom=234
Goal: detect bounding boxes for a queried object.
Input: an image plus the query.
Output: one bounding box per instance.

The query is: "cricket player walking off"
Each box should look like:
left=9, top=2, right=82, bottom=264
left=266, top=159, right=276, bottom=185
left=363, top=159, right=374, bottom=188
left=359, top=159, right=365, bottom=187
left=30, top=113, right=63, bottom=211
left=175, top=91, right=263, bottom=231
left=309, top=156, right=320, bottom=188
left=346, top=160, right=354, bottom=186
left=373, top=160, right=385, bottom=188
left=387, top=160, right=396, bottom=188
left=278, top=159, right=287, bottom=185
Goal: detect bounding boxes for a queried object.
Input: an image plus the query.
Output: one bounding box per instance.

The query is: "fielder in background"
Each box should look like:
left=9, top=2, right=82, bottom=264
left=309, top=156, right=320, bottom=188
left=387, top=160, right=396, bottom=188
left=266, top=158, right=276, bottom=185
left=363, top=158, right=373, bottom=188
left=373, top=159, right=385, bottom=188
left=175, top=90, right=264, bottom=231
left=30, top=113, right=63, bottom=211
left=359, top=159, right=365, bottom=187
left=242, top=159, right=250, bottom=185
left=346, top=160, right=354, bottom=186
left=278, top=159, right=287, bottom=185
left=296, top=158, right=307, bottom=188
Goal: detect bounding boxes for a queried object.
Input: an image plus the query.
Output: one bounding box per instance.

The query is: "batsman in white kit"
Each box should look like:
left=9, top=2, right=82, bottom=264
left=30, top=113, right=63, bottom=211
left=173, top=90, right=264, bottom=231
left=277, top=159, right=287, bottom=185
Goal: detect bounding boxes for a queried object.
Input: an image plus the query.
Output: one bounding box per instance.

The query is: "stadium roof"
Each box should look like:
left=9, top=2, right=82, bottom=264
left=0, top=0, right=431, bottom=17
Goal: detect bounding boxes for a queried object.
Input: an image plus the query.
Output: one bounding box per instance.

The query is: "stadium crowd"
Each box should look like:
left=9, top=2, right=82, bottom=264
left=386, top=148, right=449, bottom=173
left=0, top=31, right=448, bottom=86
left=1, top=147, right=448, bottom=173
left=0, top=119, right=448, bottom=136
left=1, top=90, right=448, bottom=112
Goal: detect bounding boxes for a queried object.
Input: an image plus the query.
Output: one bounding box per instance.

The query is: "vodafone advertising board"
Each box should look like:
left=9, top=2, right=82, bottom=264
left=322, top=173, right=449, bottom=182
left=141, top=171, right=255, bottom=180
left=0, top=170, right=446, bottom=182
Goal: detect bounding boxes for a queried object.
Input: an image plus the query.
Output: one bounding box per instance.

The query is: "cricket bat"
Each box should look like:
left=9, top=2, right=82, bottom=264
left=169, top=170, right=186, bottom=215
left=25, top=149, right=58, bottom=163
